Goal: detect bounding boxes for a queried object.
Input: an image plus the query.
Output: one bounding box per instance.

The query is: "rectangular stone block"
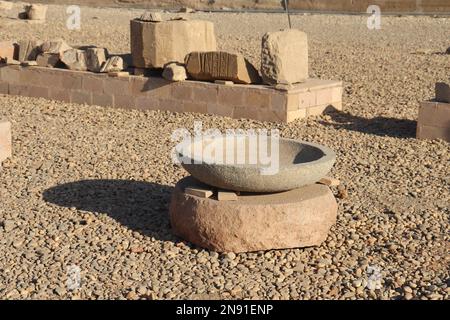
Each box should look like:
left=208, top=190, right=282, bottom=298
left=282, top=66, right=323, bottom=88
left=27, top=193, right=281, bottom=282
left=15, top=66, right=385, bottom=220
left=261, top=29, right=308, bottom=85
left=418, top=101, right=450, bottom=129
left=0, top=81, right=8, bottom=94
left=8, top=83, right=29, bottom=96
left=192, top=84, right=218, bottom=104
left=185, top=51, right=261, bottom=84
left=286, top=108, right=307, bottom=123
left=92, top=93, right=114, bottom=107
left=207, top=103, right=233, bottom=118
left=218, top=86, right=245, bottom=108
left=135, top=96, right=159, bottom=110
left=244, top=88, right=272, bottom=109
left=48, top=87, right=70, bottom=102
left=436, top=82, right=450, bottom=103
left=114, top=94, right=135, bottom=109
left=416, top=124, right=450, bottom=142
left=104, top=77, right=130, bottom=95
left=183, top=101, right=207, bottom=114
left=130, top=19, right=217, bottom=68
left=0, top=41, right=15, bottom=62
left=0, top=120, right=12, bottom=164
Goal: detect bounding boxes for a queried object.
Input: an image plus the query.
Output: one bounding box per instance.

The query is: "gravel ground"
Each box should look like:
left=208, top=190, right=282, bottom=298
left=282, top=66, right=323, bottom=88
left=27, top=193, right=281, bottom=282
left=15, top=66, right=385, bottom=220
left=0, top=3, right=449, bottom=300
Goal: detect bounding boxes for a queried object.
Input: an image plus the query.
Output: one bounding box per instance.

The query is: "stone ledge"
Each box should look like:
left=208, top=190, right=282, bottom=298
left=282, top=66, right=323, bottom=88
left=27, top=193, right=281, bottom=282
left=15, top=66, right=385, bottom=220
left=0, top=64, right=343, bottom=123
left=417, top=100, right=450, bottom=142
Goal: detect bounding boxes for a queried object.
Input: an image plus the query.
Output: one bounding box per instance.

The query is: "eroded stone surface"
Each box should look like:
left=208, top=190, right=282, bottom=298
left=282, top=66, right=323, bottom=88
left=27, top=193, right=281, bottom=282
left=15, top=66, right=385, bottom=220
left=36, top=53, right=60, bottom=68
left=169, top=177, right=338, bottom=253
left=130, top=19, right=217, bottom=68
left=40, top=40, right=71, bottom=55
left=261, top=29, right=308, bottom=85
left=0, top=41, right=15, bottom=62
left=185, top=51, right=261, bottom=84
left=100, top=56, right=124, bottom=73
left=25, top=4, right=47, bottom=20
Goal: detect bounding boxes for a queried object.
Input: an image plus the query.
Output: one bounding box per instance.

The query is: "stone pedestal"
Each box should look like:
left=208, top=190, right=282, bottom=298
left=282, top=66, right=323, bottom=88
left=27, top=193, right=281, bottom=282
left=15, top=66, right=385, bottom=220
left=169, top=177, right=337, bottom=253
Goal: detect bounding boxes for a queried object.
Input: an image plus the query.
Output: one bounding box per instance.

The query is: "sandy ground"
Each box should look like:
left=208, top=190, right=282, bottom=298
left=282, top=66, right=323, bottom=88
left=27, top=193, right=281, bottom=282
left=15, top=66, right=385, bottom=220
left=0, top=3, right=449, bottom=300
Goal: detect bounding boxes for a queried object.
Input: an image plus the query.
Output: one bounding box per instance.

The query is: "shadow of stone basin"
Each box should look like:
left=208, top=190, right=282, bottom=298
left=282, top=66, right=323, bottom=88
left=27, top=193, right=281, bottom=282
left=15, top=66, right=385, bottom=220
left=176, top=136, right=336, bottom=193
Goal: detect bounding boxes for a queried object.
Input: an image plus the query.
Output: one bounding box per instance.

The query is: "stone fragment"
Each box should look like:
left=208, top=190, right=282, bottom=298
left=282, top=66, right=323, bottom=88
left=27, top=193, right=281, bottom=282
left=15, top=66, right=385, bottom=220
left=60, top=49, right=87, bottom=71
left=130, top=19, right=216, bottom=68
left=85, top=47, right=107, bottom=72
left=24, top=4, right=47, bottom=20
left=179, top=7, right=195, bottom=13
left=417, top=101, right=450, bottom=142
left=162, top=62, right=187, bottom=81
left=435, top=82, right=450, bottom=103
left=36, top=53, right=60, bottom=67
left=100, top=56, right=124, bottom=73
left=0, top=1, right=13, bottom=11
left=185, top=51, right=261, bottom=84
left=185, top=187, right=213, bottom=198
left=0, top=41, right=15, bottom=62
left=40, top=40, right=71, bottom=55
left=217, top=191, right=238, bottom=201
left=446, top=47, right=450, bottom=55
left=214, top=80, right=234, bottom=85
left=0, top=120, right=12, bottom=164
left=318, top=176, right=340, bottom=187
left=261, top=29, right=309, bottom=85
left=139, top=11, right=163, bottom=22
left=17, top=40, right=42, bottom=62
left=169, top=177, right=338, bottom=253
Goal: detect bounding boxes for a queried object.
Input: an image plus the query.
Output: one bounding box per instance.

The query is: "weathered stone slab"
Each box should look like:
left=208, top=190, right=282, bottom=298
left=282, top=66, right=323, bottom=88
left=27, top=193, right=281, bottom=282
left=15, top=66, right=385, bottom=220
left=61, top=49, right=87, bottom=71
left=130, top=19, right=216, bottom=68
left=417, top=100, right=450, bottom=142
left=86, top=47, right=107, bottom=72
left=436, top=82, right=450, bottom=103
left=17, top=40, right=42, bottom=62
left=169, top=177, right=338, bottom=253
left=261, top=29, right=308, bottom=85
left=100, top=56, right=124, bottom=73
left=185, top=51, right=261, bottom=84
left=162, top=62, right=187, bottom=81
left=0, top=120, right=12, bottom=165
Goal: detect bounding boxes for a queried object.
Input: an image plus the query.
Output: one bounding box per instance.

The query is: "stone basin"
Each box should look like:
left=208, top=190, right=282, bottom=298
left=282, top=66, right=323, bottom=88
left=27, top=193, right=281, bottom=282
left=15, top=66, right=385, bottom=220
left=176, top=136, right=336, bottom=193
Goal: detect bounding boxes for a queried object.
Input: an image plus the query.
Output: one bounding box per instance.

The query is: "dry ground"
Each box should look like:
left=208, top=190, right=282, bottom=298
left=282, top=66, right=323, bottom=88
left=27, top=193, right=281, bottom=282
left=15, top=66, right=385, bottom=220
left=0, top=3, right=449, bottom=299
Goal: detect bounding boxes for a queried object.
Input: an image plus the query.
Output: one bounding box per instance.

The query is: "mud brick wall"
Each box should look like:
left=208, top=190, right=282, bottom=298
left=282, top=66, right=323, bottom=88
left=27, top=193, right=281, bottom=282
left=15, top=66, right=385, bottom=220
left=0, top=65, right=342, bottom=123
left=417, top=101, right=450, bottom=142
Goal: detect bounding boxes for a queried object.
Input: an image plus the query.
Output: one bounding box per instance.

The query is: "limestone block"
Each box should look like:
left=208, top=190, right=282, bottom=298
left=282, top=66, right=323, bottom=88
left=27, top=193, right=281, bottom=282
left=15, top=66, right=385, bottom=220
left=436, top=82, right=450, bottom=103
left=185, top=51, right=261, bottom=84
left=162, top=62, right=187, bottom=81
left=169, top=177, right=338, bottom=253
left=261, top=29, right=308, bottom=85
left=17, top=40, right=42, bottom=62
left=36, top=53, right=60, bottom=68
left=0, top=41, right=15, bottom=62
left=86, top=47, right=107, bottom=73
left=100, top=56, right=124, bottom=73
left=130, top=19, right=217, bottom=68
left=0, top=1, right=13, bottom=11
left=61, top=49, right=87, bottom=71
left=24, top=4, right=47, bottom=20
left=0, top=120, right=12, bottom=164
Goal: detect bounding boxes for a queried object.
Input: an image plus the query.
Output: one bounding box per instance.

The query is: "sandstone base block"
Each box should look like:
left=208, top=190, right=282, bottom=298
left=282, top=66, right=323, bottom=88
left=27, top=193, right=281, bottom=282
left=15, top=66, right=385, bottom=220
left=169, top=177, right=337, bottom=253
left=130, top=19, right=217, bottom=68
left=185, top=51, right=261, bottom=84
left=417, top=100, right=450, bottom=142
left=261, top=29, right=308, bottom=85
left=0, top=120, right=12, bottom=164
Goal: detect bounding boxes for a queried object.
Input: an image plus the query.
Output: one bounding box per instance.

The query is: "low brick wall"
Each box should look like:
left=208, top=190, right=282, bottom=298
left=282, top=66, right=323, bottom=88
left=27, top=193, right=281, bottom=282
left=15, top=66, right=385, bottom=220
left=0, top=64, right=342, bottom=123
left=417, top=101, right=450, bottom=142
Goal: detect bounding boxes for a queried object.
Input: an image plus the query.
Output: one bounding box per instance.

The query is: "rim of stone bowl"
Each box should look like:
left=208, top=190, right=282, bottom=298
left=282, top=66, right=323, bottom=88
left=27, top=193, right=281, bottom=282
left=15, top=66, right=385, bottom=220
left=175, top=136, right=336, bottom=170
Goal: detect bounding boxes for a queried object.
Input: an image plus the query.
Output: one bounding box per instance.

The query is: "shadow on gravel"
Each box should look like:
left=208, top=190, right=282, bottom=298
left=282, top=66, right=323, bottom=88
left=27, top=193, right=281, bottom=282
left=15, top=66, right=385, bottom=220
left=319, top=111, right=417, bottom=138
left=43, top=179, right=178, bottom=242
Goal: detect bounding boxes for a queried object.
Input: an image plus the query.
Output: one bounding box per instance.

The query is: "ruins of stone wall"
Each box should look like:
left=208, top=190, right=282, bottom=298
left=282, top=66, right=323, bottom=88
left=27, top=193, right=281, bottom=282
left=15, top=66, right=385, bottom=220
left=0, top=65, right=342, bottom=123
